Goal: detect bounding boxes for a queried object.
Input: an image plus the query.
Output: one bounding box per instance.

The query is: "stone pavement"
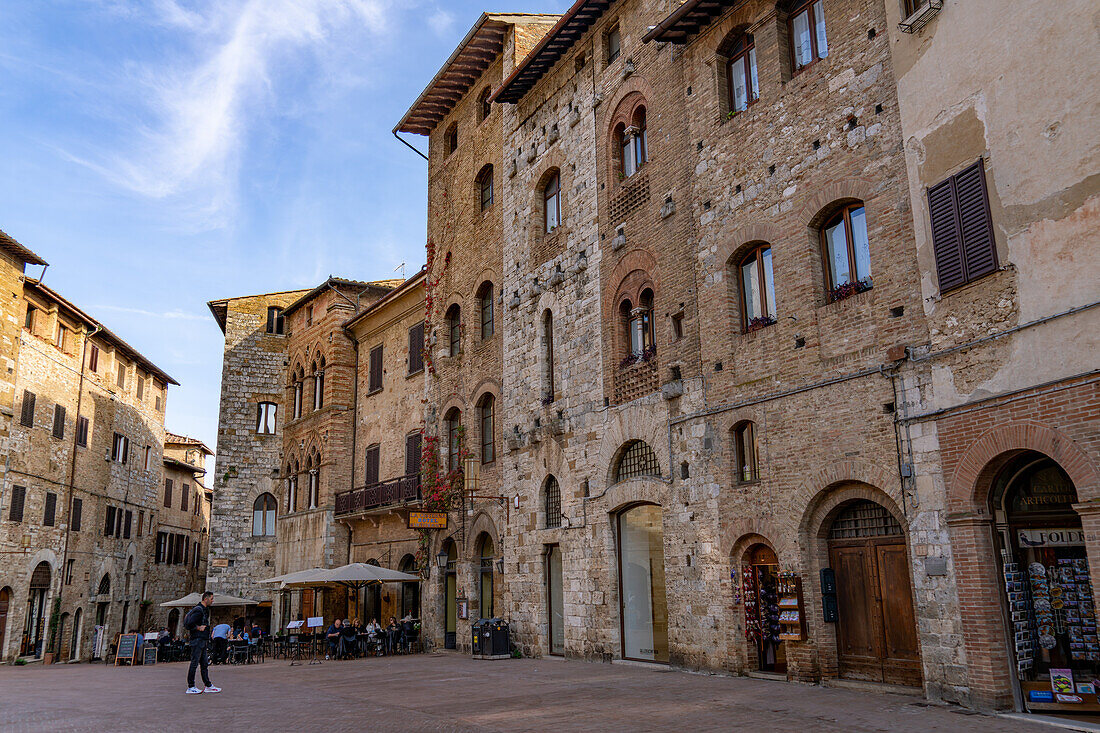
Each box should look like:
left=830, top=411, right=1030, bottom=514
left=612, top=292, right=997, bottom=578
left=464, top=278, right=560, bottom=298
left=0, top=652, right=1063, bottom=732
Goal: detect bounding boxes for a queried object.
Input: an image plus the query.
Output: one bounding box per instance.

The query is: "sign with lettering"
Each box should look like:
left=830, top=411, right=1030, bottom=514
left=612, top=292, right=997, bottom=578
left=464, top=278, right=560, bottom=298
left=408, top=511, right=447, bottom=530
left=1018, top=528, right=1086, bottom=547
left=115, top=633, right=141, bottom=666
left=212, top=558, right=229, bottom=568
left=142, top=645, right=158, bottom=665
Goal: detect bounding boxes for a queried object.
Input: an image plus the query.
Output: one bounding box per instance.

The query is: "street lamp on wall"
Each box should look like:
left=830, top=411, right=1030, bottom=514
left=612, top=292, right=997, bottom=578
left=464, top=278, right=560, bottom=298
left=436, top=549, right=449, bottom=570
left=496, top=558, right=504, bottom=575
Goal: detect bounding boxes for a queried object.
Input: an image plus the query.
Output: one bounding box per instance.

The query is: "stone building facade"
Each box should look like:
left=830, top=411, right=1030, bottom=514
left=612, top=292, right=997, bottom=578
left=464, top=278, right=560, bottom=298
left=884, top=0, right=1100, bottom=712
left=146, top=433, right=212, bottom=635
left=0, top=242, right=181, bottom=663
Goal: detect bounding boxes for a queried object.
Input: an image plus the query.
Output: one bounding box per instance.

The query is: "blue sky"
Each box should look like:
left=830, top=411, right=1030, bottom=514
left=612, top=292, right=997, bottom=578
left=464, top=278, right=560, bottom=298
left=0, top=0, right=569, bottom=460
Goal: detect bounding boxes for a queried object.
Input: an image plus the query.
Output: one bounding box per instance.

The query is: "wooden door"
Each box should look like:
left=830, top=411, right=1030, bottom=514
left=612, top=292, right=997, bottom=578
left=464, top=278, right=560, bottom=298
left=301, top=589, right=314, bottom=620
left=0, top=588, right=8, bottom=655
left=875, top=543, right=922, bottom=686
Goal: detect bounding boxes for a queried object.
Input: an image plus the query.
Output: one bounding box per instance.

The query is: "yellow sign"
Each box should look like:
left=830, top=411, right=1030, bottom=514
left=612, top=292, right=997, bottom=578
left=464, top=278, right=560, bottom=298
left=212, top=558, right=229, bottom=568
left=408, top=511, right=447, bottom=530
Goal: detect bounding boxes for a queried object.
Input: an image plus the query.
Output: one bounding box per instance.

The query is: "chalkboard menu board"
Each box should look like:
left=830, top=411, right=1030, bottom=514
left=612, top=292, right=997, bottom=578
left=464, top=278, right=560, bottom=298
left=115, top=633, right=141, bottom=666
left=142, top=645, right=158, bottom=665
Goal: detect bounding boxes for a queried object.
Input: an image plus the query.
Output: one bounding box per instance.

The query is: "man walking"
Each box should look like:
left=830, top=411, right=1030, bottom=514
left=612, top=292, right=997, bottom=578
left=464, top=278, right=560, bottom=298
left=183, top=591, right=221, bottom=695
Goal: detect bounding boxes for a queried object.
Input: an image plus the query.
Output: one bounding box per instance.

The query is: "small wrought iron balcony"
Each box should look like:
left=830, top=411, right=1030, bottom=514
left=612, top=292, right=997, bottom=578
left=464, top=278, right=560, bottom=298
left=334, top=473, right=421, bottom=516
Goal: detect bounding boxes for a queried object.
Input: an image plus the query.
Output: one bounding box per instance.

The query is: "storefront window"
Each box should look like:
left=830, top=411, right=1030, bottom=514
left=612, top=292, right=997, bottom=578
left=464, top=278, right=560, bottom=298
left=994, top=454, right=1096, bottom=709
left=617, top=503, right=668, bottom=662
left=742, top=545, right=786, bottom=673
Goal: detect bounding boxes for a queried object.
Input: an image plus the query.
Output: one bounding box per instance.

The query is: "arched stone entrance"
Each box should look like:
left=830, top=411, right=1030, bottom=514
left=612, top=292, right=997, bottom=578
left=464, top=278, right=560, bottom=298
left=616, top=502, right=668, bottom=663
left=22, top=562, right=51, bottom=658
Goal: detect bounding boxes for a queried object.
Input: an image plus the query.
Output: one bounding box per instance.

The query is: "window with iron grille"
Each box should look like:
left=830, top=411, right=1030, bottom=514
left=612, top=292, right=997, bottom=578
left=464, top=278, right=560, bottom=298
left=828, top=500, right=903, bottom=539
left=614, top=441, right=661, bottom=482
left=544, top=476, right=561, bottom=528
left=43, top=492, right=56, bottom=526
left=52, top=404, right=66, bottom=439
left=20, top=391, right=35, bottom=427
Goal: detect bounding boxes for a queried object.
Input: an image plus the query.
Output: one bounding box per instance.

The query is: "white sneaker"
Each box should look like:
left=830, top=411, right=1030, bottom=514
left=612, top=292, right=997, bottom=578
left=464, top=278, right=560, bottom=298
left=204, top=686, right=222, bottom=693
left=186, top=687, right=203, bottom=695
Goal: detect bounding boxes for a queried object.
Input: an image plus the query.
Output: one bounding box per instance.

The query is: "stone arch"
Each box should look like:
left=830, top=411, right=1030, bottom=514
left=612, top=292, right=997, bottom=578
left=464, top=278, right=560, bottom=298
left=596, top=404, right=671, bottom=488
left=605, top=248, right=659, bottom=314
left=527, top=153, right=571, bottom=241
left=603, top=478, right=669, bottom=516
left=605, top=81, right=655, bottom=133
left=721, top=520, right=791, bottom=565
left=469, top=379, right=501, bottom=409
left=795, top=178, right=875, bottom=229
left=438, top=396, right=467, bottom=425
left=948, top=421, right=1100, bottom=512
left=792, top=459, right=901, bottom=538
left=716, top=223, right=785, bottom=271
left=466, top=511, right=500, bottom=558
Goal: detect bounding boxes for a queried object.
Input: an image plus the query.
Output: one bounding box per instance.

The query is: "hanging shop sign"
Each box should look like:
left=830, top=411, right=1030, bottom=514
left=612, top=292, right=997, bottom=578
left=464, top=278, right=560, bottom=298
left=408, top=511, right=448, bottom=530
left=1018, top=528, right=1086, bottom=547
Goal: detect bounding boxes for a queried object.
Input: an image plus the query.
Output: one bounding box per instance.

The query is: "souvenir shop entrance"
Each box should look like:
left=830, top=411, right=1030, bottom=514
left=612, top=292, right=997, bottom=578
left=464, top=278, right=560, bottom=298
left=742, top=545, right=786, bottom=674
left=994, top=453, right=1100, bottom=714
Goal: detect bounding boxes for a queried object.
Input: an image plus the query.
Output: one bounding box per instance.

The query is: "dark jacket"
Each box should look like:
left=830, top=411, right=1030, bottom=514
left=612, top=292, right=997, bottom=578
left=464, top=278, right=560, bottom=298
left=183, top=603, right=210, bottom=642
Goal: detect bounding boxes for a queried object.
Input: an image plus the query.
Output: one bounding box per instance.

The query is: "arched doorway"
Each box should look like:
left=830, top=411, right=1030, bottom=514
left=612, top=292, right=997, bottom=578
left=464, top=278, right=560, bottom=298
left=741, top=544, right=785, bottom=673
left=443, top=539, right=457, bottom=649
left=0, top=587, right=10, bottom=658
left=827, top=500, right=921, bottom=686
left=992, top=453, right=1097, bottom=705
left=616, top=503, right=668, bottom=663
left=70, top=607, right=83, bottom=660
left=398, top=555, right=420, bottom=620
left=477, top=533, right=495, bottom=620
left=22, top=562, right=51, bottom=657
left=546, top=545, right=564, bottom=656
left=167, top=608, right=179, bottom=638
left=58, top=612, right=70, bottom=660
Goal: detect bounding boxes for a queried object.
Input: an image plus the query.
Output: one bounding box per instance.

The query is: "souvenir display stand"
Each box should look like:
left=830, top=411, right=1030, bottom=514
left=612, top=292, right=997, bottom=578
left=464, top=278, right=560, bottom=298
left=776, top=573, right=806, bottom=642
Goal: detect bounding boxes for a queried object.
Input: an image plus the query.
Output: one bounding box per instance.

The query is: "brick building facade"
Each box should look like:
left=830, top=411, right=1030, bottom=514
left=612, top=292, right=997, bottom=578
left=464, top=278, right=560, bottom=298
left=0, top=234, right=189, bottom=663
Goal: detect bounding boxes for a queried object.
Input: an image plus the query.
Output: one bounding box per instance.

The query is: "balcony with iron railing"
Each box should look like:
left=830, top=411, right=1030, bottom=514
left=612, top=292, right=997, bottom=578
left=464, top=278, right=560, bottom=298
left=334, top=473, right=421, bottom=516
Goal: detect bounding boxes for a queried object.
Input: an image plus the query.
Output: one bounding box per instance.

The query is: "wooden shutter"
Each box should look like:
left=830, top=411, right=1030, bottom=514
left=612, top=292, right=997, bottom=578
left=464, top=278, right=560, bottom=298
left=71, top=497, right=82, bottom=532
left=20, top=391, right=35, bottom=427
left=9, top=485, right=25, bottom=522
left=408, top=323, right=425, bottom=374
left=123, top=509, right=132, bottom=539
left=88, top=344, right=99, bottom=372
left=955, top=159, right=998, bottom=281
left=43, top=492, right=56, bottom=526
left=928, top=159, right=997, bottom=292
left=365, top=445, right=380, bottom=486
left=52, top=405, right=66, bottom=439
left=104, top=506, right=115, bottom=536
left=76, top=416, right=89, bottom=447
left=405, top=433, right=422, bottom=476
left=369, top=345, right=383, bottom=392
left=164, top=479, right=173, bottom=508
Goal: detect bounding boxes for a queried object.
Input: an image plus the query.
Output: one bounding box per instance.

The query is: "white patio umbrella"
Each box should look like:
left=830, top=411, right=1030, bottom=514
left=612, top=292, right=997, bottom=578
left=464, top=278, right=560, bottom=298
left=281, top=563, right=421, bottom=622
left=160, top=592, right=258, bottom=607
left=256, top=567, right=328, bottom=588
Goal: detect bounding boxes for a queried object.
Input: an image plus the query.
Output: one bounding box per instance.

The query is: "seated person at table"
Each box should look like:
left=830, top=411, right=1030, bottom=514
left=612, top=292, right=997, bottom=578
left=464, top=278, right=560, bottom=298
left=339, top=619, right=356, bottom=659
left=250, top=622, right=262, bottom=640
left=211, top=622, right=231, bottom=664
left=366, top=618, right=380, bottom=634
left=385, top=617, right=399, bottom=654
left=158, top=627, right=171, bottom=643
left=325, top=619, right=342, bottom=659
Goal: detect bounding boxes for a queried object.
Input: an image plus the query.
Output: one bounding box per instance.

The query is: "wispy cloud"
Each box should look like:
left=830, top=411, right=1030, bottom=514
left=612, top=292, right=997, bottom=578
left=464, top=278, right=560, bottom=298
left=428, top=8, right=455, bottom=37
left=93, top=304, right=207, bottom=321
left=70, top=0, right=392, bottom=229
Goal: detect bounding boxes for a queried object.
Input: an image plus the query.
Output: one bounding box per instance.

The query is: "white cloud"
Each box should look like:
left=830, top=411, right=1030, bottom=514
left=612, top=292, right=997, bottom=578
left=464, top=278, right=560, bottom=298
left=92, top=304, right=207, bottom=321
left=428, top=8, right=455, bottom=37
left=73, top=0, right=392, bottom=229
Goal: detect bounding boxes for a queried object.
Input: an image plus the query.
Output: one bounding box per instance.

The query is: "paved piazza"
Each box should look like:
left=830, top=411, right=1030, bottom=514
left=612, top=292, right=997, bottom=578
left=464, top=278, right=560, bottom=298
left=0, top=653, right=1062, bottom=732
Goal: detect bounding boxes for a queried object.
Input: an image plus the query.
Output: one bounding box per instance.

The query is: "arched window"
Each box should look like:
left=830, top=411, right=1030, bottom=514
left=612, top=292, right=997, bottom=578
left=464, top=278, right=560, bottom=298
left=308, top=451, right=320, bottom=509
left=445, top=409, right=461, bottom=472
left=398, top=554, right=420, bottom=619
left=544, top=476, right=561, bottom=528
left=292, top=366, right=303, bottom=419
left=543, top=310, right=555, bottom=402
left=787, top=0, right=828, bottom=73
left=444, top=122, right=458, bottom=155
left=477, top=164, right=494, bottom=211
left=478, top=394, right=495, bottom=464
left=252, top=493, right=276, bottom=536
left=478, top=533, right=495, bottom=620
left=738, top=244, right=777, bottom=331
left=312, top=356, right=325, bottom=410
left=446, top=305, right=461, bottom=356
left=477, top=282, right=494, bottom=340
left=615, top=440, right=661, bottom=482
left=544, top=172, right=561, bottom=233
left=477, top=87, right=492, bottom=123
left=726, top=33, right=759, bottom=112
left=617, top=107, right=648, bottom=179
left=623, top=290, right=655, bottom=357
left=97, top=573, right=110, bottom=596
left=632, top=106, right=648, bottom=168
left=733, top=421, right=759, bottom=482
left=286, top=459, right=299, bottom=513
left=820, top=202, right=871, bottom=300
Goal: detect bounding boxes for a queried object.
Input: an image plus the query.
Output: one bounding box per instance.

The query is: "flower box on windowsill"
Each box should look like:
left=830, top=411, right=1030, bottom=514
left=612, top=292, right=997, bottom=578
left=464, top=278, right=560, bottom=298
left=618, top=346, right=657, bottom=371
left=827, top=278, right=873, bottom=304
left=743, top=316, right=777, bottom=334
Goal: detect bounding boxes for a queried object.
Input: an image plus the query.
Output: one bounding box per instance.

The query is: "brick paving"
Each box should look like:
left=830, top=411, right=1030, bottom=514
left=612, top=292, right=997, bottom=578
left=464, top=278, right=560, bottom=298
left=0, top=652, right=1058, bottom=732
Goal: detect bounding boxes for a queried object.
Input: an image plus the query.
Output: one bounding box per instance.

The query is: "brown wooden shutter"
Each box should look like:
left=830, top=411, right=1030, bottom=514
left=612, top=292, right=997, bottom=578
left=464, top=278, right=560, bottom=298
left=182, top=484, right=189, bottom=512
left=104, top=505, right=115, bottom=536
left=365, top=445, right=380, bottom=486
left=88, top=344, right=99, bottom=372
left=408, top=323, right=425, bottom=373
left=9, top=485, right=25, bottom=522
left=71, top=497, right=82, bottom=532
left=164, top=479, right=173, bottom=508
left=369, top=345, right=383, bottom=392
left=123, top=509, right=132, bottom=539
left=927, top=177, right=965, bottom=291
left=20, top=391, right=35, bottom=427
left=405, top=432, right=422, bottom=476
left=52, top=405, right=66, bottom=439
left=76, top=416, right=89, bottom=447
left=43, top=492, right=56, bottom=526
left=955, top=159, right=998, bottom=281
